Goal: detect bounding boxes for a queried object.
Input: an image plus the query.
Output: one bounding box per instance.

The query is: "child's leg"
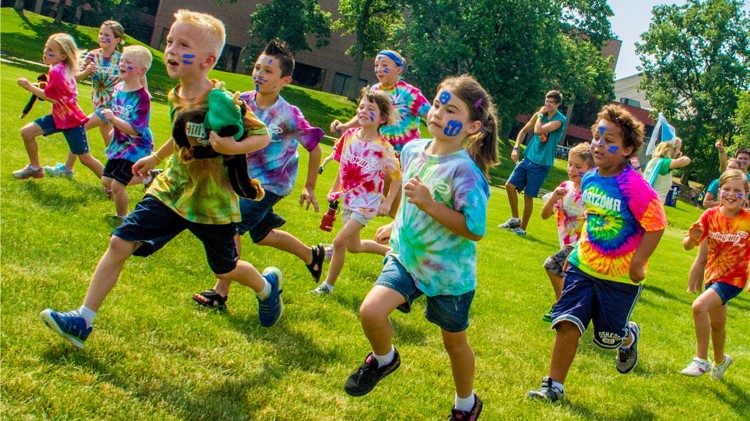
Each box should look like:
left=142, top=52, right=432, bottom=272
left=505, top=182, right=520, bottom=219
left=83, top=236, right=137, bottom=311
left=687, top=242, right=707, bottom=293
left=546, top=271, right=564, bottom=299
left=260, top=229, right=315, bottom=264
left=77, top=153, right=104, bottom=178
left=215, top=259, right=267, bottom=293
left=64, top=152, right=76, bottom=171
left=20, top=122, right=44, bottom=167
left=325, top=219, right=365, bottom=286
left=708, top=300, right=727, bottom=363
left=521, top=194, right=534, bottom=230
left=110, top=179, right=129, bottom=217
left=442, top=329, right=475, bottom=399
left=360, top=285, right=406, bottom=354
left=548, top=321, right=582, bottom=383
left=691, top=288, right=723, bottom=360
left=210, top=234, right=242, bottom=297
left=98, top=123, right=114, bottom=147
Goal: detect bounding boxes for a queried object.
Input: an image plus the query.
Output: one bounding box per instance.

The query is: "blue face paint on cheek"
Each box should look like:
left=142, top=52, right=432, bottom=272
left=578, top=171, right=586, bottom=177
left=608, top=145, right=619, bottom=153
left=439, top=91, right=451, bottom=104
left=383, top=67, right=390, bottom=74
left=443, top=120, right=463, bottom=137
left=369, top=111, right=375, bottom=122
left=126, top=66, right=134, bottom=71
left=182, top=53, right=195, bottom=65
left=738, top=193, right=745, bottom=200
left=104, top=36, right=111, bottom=43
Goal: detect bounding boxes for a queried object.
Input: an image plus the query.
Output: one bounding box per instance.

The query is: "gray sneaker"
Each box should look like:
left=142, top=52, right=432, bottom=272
left=12, top=165, right=43, bottom=179
left=499, top=217, right=521, bottom=229
left=527, top=376, right=563, bottom=402
left=310, top=283, right=332, bottom=295
left=711, top=354, right=733, bottom=380
left=616, top=322, right=640, bottom=374
left=512, top=227, right=527, bottom=237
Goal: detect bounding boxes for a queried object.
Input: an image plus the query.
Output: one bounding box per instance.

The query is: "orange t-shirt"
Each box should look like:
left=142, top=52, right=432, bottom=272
left=698, top=206, right=750, bottom=289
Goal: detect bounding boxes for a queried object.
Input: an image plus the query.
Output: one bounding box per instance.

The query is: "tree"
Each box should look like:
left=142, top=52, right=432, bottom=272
left=731, top=91, right=750, bottom=151
left=333, top=0, right=404, bottom=99
left=246, top=0, right=331, bottom=54
left=637, top=0, right=750, bottom=184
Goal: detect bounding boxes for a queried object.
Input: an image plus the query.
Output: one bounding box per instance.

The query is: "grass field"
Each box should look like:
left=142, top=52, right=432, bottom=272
left=2, top=9, right=750, bottom=420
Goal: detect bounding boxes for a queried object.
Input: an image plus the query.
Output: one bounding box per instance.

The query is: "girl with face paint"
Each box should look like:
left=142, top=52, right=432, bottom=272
left=681, top=169, right=750, bottom=380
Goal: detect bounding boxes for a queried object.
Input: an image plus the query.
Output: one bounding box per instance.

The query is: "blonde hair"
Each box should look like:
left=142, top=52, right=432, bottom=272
left=100, top=20, right=125, bottom=44
left=569, top=142, right=594, bottom=168
left=719, top=169, right=750, bottom=192
left=122, top=45, right=153, bottom=72
left=653, top=137, right=682, bottom=159
left=48, top=33, right=82, bottom=73
left=173, top=10, right=226, bottom=62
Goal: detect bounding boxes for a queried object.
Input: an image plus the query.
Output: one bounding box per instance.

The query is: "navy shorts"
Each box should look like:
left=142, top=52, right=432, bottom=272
left=34, top=114, right=89, bottom=154
left=375, top=255, right=475, bottom=332
left=551, top=265, right=642, bottom=349
left=235, top=191, right=286, bottom=243
left=706, top=282, right=743, bottom=305
left=507, top=158, right=551, bottom=197
left=103, top=158, right=135, bottom=186
left=113, top=195, right=238, bottom=274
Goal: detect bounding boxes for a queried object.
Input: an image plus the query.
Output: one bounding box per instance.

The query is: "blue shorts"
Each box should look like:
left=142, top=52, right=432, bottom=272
left=551, top=265, right=642, bottom=349
left=236, top=191, right=286, bottom=243
left=34, top=114, right=89, bottom=155
left=706, top=282, right=743, bottom=305
left=113, top=195, right=238, bottom=274
left=103, top=158, right=135, bottom=186
left=375, top=255, right=475, bottom=332
left=507, top=158, right=551, bottom=197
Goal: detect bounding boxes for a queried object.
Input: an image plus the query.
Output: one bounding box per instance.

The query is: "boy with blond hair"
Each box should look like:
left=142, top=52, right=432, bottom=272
left=41, top=10, right=284, bottom=349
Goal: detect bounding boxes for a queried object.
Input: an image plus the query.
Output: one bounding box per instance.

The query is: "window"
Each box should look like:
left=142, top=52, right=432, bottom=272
left=331, top=73, right=368, bottom=96
left=293, top=62, right=325, bottom=90
left=216, top=45, right=241, bottom=72
left=158, top=27, right=169, bottom=51
left=620, top=98, right=641, bottom=108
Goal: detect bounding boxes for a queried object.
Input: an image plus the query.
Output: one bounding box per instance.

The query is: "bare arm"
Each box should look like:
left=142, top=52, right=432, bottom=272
left=512, top=115, right=537, bottom=162
left=703, top=192, right=720, bottom=208
left=669, top=156, right=691, bottom=169
left=210, top=132, right=270, bottom=156
left=629, top=229, right=665, bottom=283
left=330, top=116, right=360, bottom=133
left=534, top=116, right=563, bottom=135
left=132, top=139, right=175, bottom=176
left=404, top=176, right=482, bottom=241
left=300, top=145, right=322, bottom=212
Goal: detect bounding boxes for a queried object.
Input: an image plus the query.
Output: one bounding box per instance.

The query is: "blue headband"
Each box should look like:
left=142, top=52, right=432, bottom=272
left=377, top=50, right=403, bottom=68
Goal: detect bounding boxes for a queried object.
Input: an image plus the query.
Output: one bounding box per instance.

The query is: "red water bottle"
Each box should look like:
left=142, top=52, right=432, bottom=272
left=320, top=200, right=339, bottom=231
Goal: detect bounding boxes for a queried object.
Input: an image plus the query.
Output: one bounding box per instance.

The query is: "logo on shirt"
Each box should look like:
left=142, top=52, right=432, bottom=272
left=267, top=123, right=283, bottom=137
left=709, top=231, right=748, bottom=246
left=582, top=190, right=622, bottom=212
left=185, top=122, right=208, bottom=145
left=345, top=153, right=380, bottom=173
left=111, top=103, right=134, bottom=121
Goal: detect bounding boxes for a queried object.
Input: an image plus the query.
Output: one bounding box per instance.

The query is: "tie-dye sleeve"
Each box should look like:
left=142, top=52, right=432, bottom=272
left=624, top=170, right=667, bottom=232
left=453, top=165, right=489, bottom=237
left=333, top=129, right=354, bottom=162
left=242, top=108, right=268, bottom=137
left=43, top=65, right=66, bottom=101
left=129, top=90, right=150, bottom=136
left=290, top=105, right=324, bottom=152
left=384, top=142, right=401, bottom=180
left=412, top=90, right=431, bottom=118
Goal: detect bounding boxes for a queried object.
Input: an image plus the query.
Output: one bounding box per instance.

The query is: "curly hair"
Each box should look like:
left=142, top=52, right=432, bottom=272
left=591, top=104, right=645, bottom=158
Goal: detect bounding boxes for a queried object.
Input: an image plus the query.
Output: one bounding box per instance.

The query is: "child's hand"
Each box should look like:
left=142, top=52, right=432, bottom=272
left=132, top=155, right=157, bottom=177
left=84, top=61, right=96, bottom=75
left=687, top=222, right=703, bottom=243
left=511, top=148, right=519, bottom=163
left=375, top=221, right=393, bottom=244
left=377, top=201, right=391, bottom=216
left=208, top=131, right=235, bottom=154
left=101, top=108, right=115, bottom=122
left=553, top=186, right=568, bottom=199
left=17, top=77, right=31, bottom=90
left=538, top=105, right=548, bottom=115
left=299, top=186, right=319, bottom=212
left=404, top=175, right=434, bottom=211
left=715, top=139, right=724, bottom=151
left=629, top=264, right=646, bottom=283
left=330, top=120, right=343, bottom=133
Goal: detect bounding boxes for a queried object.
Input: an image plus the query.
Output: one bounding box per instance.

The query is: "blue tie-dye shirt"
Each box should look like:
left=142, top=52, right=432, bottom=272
left=389, top=139, right=489, bottom=296
left=105, top=84, right=153, bottom=162
left=239, top=91, right=324, bottom=196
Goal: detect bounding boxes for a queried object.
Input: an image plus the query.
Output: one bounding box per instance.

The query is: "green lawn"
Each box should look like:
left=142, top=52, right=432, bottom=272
left=2, top=11, right=750, bottom=421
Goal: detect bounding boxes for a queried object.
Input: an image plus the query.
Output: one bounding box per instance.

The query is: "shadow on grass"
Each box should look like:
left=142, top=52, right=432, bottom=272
left=562, top=400, right=656, bottom=420
left=640, top=284, right=694, bottom=307
left=19, top=178, right=104, bottom=210
left=710, top=379, right=750, bottom=419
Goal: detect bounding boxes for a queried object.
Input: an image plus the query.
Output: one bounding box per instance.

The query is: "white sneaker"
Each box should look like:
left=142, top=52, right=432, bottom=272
left=498, top=217, right=521, bottom=229
left=310, top=284, right=332, bottom=295
left=681, top=357, right=710, bottom=377
left=711, top=354, right=733, bottom=380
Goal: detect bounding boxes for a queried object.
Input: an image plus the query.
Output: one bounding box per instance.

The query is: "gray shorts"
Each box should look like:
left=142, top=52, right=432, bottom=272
left=543, top=245, right=574, bottom=277
left=342, top=207, right=373, bottom=226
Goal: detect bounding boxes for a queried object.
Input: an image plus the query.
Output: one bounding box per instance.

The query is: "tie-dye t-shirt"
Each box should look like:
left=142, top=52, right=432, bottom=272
left=372, top=79, right=431, bottom=154
left=389, top=139, right=489, bottom=296
left=105, top=84, right=153, bottom=162
left=239, top=91, right=324, bottom=196
left=84, top=49, right=121, bottom=109
left=568, top=165, right=667, bottom=284
left=542, top=180, right=585, bottom=248
left=148, top=81, right=268, bottom=225
left=332, top=128, right=400, bottom=218
left=44, top=63, right=88, bottom=129
left=697, top=206, right=750, bottom=289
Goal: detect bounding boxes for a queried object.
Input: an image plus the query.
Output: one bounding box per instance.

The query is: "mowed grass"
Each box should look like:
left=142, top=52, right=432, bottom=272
left=2, top=26, right=750, bottom=421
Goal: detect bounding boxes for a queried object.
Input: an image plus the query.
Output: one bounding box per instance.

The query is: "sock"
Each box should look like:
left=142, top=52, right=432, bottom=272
left=373, top=345, right=394, bottom=368
left=551, top=380, right=564, bottom=392
left=454, top=392, right=475, bottom=411
left=78, top=305, right=96, bottom=328
left=256, top=279, right=271, bottom=301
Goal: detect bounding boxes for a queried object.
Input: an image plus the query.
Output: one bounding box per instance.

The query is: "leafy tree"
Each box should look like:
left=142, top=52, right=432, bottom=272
left=637, top=0, right=750, bottom=184
left=731, top=91, right=750, bottom=151
left=333, top=0, right=404, bottom=98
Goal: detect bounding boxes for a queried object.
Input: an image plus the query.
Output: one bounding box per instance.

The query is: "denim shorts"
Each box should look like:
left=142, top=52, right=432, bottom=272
left=551, top=265, right=642, bottom=349
left=375, top=255, right=475, bottom=332
left=34, top=114, right=89, bottom=154
left=236, top=191, right=286, bottom=243
left=113, top=195, right=238, bottom=274
left=706, top=281, right=743, bottom=305
left=342, top=207, right=373, bottom=227
left=543, top=245, right=574, bottom=278
left=507, top=158, right=551, bottom=197
left=103, top=158, right=135, bottom=185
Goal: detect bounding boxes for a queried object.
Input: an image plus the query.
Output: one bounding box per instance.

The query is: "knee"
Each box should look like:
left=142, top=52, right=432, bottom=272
left=359, top=300, right=388, bottom=324
left=108, top=236, right=135, bottom=258
left=443, top=334, right=470, bottom=356
left=20, top=126, right=36, bottom=141
left=504, top=182, right=516, bottom=192
left=691, top=300, right=708, bottom=316
left=332, top=236, right=348, bottom=250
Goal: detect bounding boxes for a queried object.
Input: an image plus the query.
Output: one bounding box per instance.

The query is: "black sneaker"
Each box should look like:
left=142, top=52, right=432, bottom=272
left=192, top=289, right=228, bottom=311
left=344, top=349, right=401, bottom=396
left=616, top=322, right=640, bottom=374
left=448, top=394, right=483, bottom=420
left=527, top=376, right=563, bottom=402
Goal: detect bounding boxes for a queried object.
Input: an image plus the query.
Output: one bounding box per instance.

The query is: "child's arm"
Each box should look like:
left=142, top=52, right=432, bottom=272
left=511, top=114, right=536, bottom=162
left=300, top=145, right=322, bottom=211
left=404, top=175, right=482, bottom=241
left=670, top=155, right=691, bottom=169
left=327, top=170, right=342, bottom=202
left=17, top=78, right=55, bottom=103
left=209, top=131, right=270, bottom=156
left=75, top=60, right=96, bottom=81
left=330, top=116, right=360, bottom=134
left=101, top=108, right=138, bottom=136
left=133, top=139, right=174, bottom=177
left=683, top=222, right=704, bottom=250
left=716, top=139, right=727, bottom=173
left=378, top=173, right=401, bottom=216
left=541, top=186, right=566, bottom=220
left=534, top=107, right=563, bottom=135
left=703, top=192, right=720, bottom=208
left=629, top=229, right=665, bottom=283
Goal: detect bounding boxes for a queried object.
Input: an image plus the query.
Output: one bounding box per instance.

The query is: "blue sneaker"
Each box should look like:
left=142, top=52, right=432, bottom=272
left=257, top=267, right=283, bottom=327
left=40, top=309, right=92, bottom=349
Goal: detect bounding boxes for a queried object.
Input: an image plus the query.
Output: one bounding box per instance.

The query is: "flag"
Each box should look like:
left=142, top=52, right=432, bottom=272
left=645, top=112, right=676, bottom=156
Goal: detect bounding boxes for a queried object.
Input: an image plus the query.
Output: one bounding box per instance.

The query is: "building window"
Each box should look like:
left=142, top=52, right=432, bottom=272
left=620, top=98, right=641, bottom=108
left=332, top=73, right=368, bottom=96
left=293, top=62, right=325, bottom=90
left=158, top=27, right=169, bottom=51
left=216, top=45, right=241, bottom=72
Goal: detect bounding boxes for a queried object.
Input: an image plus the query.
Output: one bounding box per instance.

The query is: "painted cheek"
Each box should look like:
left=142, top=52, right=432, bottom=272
left=608, top=145, right=619, bottom=154
left=443, top=120, right=463, bottom=137
left=439, top=91, right=451, bottom=105
left=738, top=193, right=745, bottom=200
left=182, top=53, right=195, bottom=65
left=369, top=112, right=375, bottom=122
left=126, top=66, right=134, bottom=71
left=720, top=191, right=728, bottom=199
left=383, top=67, right=390, bottom=74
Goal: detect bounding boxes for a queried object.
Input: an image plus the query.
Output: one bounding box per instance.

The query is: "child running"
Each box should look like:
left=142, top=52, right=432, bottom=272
left=311, top=88, right=400, bottom=295
left=40, top=10, right=283, bottom=350
left=192, top=39, right=326, bottom=311
left=680, top=168, right=749, bottom=380
left=641, top=137, right=691, bottom=204
left=13, top=33, right=104, bottom=180
left=527, top=105, right=667, bottom=402
left=100, top=45, right=154, bottom=226
left=343, top=75, right=498, bottom=420
left=539, top=142, right=593, bottom=322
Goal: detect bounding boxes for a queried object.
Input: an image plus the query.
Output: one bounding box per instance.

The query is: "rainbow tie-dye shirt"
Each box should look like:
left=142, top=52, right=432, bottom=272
left=105, top=84, right=153, bottom=162
left=389, top=139, right=489, bottom=296
left=44, top=63, right=88, bottom=129
left=568, top=165, right=667, bottom=283
left=239, top=92, right=324, bottom=196
left=542, top=180, right=585, bottom=248
left=697, top=206, right=750, bottom=290
left=332, top=128, right=400, bottom=218
left=372, top=79, right=431, bottom=154
left=84, top=49, right=121, bottom=109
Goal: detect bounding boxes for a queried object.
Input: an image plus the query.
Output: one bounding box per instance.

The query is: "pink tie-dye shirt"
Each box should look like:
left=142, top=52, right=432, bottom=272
left=44, top=63, right=88, bottom=129
left=542, top=180, right=585, bottom=248
left=332, top=128, right=401, bottom=218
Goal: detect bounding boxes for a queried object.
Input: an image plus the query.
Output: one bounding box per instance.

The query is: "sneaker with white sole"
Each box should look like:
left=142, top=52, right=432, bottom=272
left=512, top=227, right=527, bottom=237
left=257, top=267, right=283, bottom=327
left=12, top=165, right=44, bottom=179
left=143, top=169, right=162, bottom=187
left=711, top=354, right=733, bottom=380
left=44, top=162, right=74, bottom=178
left=40, top=309, right=92, bottom=349
left=616, top=322, right=640, bottom=374
left=681, top=357, right=710, bottom=377
left=311, top=283, right=333, bottom=295
left=527, top=376, right=564, bottom=402
left=498, top=217, right=521, bottom=229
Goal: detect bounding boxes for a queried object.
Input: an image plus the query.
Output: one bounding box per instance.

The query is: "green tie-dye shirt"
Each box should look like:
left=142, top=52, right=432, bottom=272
left=148, top=81, right=268, bottom=224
